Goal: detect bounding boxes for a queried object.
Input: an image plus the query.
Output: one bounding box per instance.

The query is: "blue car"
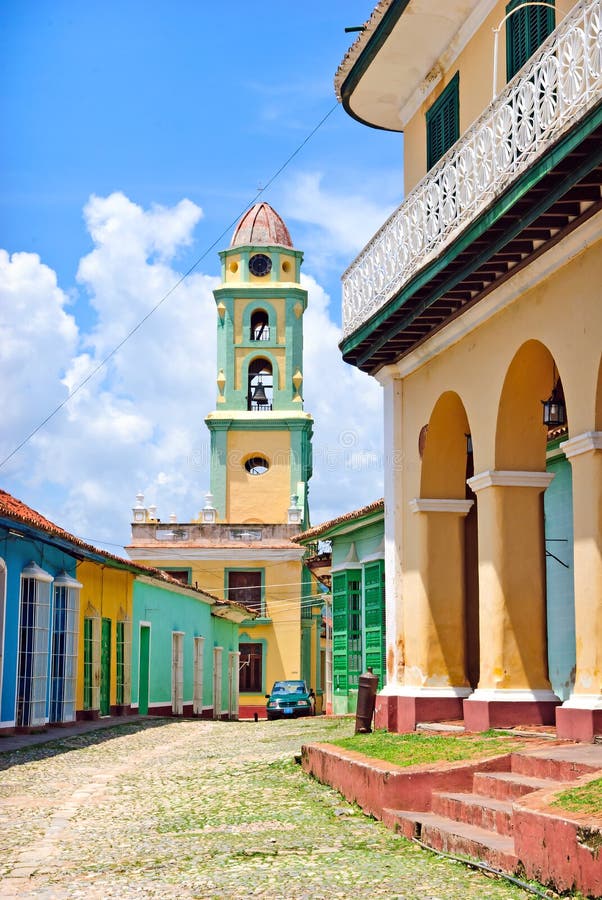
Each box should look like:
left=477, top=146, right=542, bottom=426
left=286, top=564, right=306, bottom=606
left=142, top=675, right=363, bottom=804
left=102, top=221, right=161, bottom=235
left=265, top=680, right=313, bottom=720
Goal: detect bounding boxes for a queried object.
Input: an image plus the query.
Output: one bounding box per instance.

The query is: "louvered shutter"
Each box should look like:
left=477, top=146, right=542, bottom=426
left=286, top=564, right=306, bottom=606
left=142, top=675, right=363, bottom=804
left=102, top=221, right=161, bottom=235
left=426, top=73, right=460, bottom=170
left=363, top=561, right=386, bottom=689
left=506, top=0, right=555, bottom=81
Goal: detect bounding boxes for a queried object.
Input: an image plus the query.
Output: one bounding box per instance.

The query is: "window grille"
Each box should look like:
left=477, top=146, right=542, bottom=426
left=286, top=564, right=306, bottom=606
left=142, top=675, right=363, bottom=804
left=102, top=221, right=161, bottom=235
left=426, top=73, right=460, bottom=170
left=83, top=615, right=101, bottom=710
left=171, top=631, right=184, bottom=715
left=228, top=650, right=240, bottom=719
left=213, top=646, right=223, bottom=719
left=16, top=564, right=53, bottom=727
left=50, top=573, right=81, bottom=723
left=193, top=636, right=204, bottom=714
left=116, top=619, right=132, bottom=706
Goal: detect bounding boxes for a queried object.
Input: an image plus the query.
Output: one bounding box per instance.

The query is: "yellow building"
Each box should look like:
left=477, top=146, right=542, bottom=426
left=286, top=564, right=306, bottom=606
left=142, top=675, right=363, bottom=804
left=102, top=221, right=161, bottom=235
left=336, top=0, right=601, bottom=739
left=128, top=204, right=324, bottom=717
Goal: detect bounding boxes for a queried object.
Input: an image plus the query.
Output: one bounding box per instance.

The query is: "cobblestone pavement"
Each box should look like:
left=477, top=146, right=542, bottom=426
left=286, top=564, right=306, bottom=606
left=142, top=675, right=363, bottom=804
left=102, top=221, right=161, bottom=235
left=0, top=718, right=537, bottom=899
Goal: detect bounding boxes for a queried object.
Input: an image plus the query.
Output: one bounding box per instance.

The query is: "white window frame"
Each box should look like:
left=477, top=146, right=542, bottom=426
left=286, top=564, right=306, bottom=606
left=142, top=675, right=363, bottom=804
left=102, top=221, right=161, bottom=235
left=171, top=631, right=184, bottom=715
left=16, top=562, right=53, bottom=727
left=50, top=572, right=82, bottom=723
left=193, top=636, right=205, bottom=715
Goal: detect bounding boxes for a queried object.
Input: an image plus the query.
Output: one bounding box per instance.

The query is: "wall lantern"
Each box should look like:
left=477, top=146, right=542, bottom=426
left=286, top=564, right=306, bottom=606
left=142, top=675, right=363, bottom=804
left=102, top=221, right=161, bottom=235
left=542, top=372, right=566, bottom=428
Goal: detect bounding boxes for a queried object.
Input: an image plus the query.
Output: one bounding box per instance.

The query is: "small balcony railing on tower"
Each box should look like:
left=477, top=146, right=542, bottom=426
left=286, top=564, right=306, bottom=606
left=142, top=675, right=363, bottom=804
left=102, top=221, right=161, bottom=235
left=248, top=399, right=273, bottom=412
left=341, top=0, right=602, bottom=340
left=250, top=325, right=271, bottom=341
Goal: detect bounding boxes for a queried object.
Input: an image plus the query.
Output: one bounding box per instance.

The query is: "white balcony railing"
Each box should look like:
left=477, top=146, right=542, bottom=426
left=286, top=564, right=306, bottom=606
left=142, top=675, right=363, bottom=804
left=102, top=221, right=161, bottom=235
left=342, top=0, right=602, bottom=340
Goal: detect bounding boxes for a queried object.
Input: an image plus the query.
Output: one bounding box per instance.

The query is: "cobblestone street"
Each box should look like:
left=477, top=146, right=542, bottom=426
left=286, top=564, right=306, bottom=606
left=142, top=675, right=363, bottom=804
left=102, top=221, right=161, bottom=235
left=0, top=718, right=536, bottom=899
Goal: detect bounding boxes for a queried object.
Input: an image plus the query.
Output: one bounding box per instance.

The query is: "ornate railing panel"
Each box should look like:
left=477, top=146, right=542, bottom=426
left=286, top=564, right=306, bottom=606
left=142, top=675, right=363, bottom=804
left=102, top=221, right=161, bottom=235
left=342, top=0, right=602, bottom=339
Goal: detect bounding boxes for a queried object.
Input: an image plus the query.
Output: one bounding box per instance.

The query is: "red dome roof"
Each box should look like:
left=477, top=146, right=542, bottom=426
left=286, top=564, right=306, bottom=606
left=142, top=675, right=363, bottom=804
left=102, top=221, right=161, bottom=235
left=230, top=202, right=293, bottom=248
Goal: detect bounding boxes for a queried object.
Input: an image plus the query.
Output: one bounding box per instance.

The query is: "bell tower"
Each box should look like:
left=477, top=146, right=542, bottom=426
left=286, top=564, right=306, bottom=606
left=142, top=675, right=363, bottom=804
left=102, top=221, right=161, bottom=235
left=205, top=203, right=313, bottom=527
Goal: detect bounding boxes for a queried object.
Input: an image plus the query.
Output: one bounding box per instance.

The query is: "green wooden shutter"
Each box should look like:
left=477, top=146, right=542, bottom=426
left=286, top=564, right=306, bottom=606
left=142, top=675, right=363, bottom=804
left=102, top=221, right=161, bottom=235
left=506, top=0, right=555, bottom=81
left=364, top=560, right=386, bottom=689
left=116, top=621, right=125, bottom=706
left=426, top=73, right=459, bottom=170
left=332, top=572, right=348, bottom=695
left=83, top=617, right=93, bottom=709
left=346, top=572, right=362, bottom=690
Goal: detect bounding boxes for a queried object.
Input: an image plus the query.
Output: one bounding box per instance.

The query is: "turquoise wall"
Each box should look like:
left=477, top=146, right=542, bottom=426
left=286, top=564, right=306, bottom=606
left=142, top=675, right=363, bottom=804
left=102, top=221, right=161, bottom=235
left=131, top=580, right=239, bottom=713
left=331, top=519, right=384, bottom=569
left=544, top=449, right=576, bottom=701
left=0, top=530, right=78, bottom=726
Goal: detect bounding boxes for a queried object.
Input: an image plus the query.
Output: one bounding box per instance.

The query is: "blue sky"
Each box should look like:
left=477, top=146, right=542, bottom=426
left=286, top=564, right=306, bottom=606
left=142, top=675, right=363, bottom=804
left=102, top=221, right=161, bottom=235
left=1, top=1, right=403, bottom=550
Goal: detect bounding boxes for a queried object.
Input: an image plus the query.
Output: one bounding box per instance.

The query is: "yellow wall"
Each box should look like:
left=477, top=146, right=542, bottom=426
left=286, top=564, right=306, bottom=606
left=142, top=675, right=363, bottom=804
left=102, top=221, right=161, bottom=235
left=226, top=429, right=292, bottom=523
left=139, top=555, right=304, bottom=708
left=235, top=347, right=286, bottom=391
left=76, top=561, right=134, bottom=711
left=391, top=231, right=601, bottom=692
left=234, top=296, right=286, bottom=346
left=403, top=0, right=574, bottom=195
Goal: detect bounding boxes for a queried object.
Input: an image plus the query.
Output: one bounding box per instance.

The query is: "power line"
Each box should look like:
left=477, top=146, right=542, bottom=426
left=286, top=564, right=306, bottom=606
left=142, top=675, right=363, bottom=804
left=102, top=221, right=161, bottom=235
left=0, top=101, right=339, bottom=472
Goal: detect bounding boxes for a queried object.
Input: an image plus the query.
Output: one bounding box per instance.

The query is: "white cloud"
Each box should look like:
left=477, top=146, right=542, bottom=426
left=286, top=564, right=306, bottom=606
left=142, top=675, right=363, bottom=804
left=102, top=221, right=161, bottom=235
left=281, top=170, right=398, bottom=282
left=0, top=190, right=383, bottom=548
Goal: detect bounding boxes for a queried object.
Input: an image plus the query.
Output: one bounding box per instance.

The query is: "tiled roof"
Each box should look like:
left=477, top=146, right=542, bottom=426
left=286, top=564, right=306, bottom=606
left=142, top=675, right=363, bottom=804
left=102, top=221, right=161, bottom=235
left=334, top=1, right=391, bottom=100
left=292, top=499, right=384, bottom=543
left=0, top=488, right=254, bottom=617
left=230, top=202, right=293, bottom=248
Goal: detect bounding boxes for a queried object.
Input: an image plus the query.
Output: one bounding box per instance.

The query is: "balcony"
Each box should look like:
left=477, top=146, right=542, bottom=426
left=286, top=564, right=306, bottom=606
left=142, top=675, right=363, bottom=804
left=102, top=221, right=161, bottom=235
left=341, top=0, right=602, bottom=371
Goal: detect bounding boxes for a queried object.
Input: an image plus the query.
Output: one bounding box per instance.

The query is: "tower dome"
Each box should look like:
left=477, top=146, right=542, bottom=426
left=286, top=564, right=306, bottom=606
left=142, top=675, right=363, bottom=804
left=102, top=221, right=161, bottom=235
left=230, top=202, right=293, bottom=248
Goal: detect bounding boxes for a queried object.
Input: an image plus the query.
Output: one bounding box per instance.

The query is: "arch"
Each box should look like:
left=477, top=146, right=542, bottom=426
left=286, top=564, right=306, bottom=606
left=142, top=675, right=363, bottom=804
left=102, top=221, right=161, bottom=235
left=247, top=357, right=273, bottom=411
left=243, top=353, right=281, bottom=411
left=421, top=391, right=471, bottom=498
left=250, top=309, right=270, bottom=342
left=242, top=299, right=278, bottom=342
left=495, top=339, right=564, bottom=470
left=418, top=391, right=478, bottom=689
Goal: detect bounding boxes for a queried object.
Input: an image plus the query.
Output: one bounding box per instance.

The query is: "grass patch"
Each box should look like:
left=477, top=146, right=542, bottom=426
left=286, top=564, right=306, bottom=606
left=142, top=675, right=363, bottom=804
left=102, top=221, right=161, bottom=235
left=326, top=729, right=523, bottom=767
left=551, top=777, right=602, bottom=815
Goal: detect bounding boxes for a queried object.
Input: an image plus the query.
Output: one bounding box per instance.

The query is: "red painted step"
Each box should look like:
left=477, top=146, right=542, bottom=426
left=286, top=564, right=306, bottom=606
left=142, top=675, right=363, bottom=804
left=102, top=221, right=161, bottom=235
left=511, top=746, right=602, bottom=781
left=473, top=770, right=565, bottom=801
left=432, top=791, right=514, bottom=836
left=383, top=807, right=518, bottom=872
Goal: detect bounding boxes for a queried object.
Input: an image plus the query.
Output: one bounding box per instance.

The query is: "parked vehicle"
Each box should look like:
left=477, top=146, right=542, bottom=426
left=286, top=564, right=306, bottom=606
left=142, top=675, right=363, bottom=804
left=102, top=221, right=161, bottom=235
left=265, top=680, right=312, bottom=720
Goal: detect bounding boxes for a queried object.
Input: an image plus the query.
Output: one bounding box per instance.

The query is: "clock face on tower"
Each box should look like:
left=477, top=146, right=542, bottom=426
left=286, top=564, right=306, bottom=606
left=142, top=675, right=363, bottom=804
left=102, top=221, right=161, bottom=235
left=248, top=253, right=272, bottom=277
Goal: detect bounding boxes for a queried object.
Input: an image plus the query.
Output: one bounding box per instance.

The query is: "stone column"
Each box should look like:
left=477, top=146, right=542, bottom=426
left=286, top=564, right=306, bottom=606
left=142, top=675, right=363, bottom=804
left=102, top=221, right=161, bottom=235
left=464, top=470, right=560, bottom=730
left=556, top=432, right=602, bottom=741
left=374, top=371, right=404, bottom=730
left=390, top=498, right=474, bottom=732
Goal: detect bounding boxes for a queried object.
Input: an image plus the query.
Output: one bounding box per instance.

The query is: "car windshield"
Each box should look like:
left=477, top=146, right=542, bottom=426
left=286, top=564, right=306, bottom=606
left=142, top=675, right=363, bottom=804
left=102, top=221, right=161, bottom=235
left=271, top=681, right=306, bottom=695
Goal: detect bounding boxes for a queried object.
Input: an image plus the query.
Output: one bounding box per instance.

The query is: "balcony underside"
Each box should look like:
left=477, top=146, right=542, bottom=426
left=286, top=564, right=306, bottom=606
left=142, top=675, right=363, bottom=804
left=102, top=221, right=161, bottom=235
left=340, top=117, right=602, bottom=374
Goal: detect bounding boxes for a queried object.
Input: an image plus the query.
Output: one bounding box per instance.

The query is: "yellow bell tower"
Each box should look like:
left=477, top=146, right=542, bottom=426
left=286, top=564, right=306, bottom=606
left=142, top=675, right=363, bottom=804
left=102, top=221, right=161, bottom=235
left=206, top=202, right=313, bottom=527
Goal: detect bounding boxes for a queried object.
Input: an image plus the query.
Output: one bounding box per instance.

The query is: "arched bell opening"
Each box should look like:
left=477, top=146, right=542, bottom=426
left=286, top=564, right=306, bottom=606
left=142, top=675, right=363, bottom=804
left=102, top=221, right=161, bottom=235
left=250, top=309, right=270, bottom=342
left=247, top=358, right=273, bottom=411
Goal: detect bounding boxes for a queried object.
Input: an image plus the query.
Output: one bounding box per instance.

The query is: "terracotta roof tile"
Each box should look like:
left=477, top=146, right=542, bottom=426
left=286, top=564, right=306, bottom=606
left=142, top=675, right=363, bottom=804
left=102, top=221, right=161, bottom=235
left=230, top=202, right=293, bottom=248
left=0, top=488, right=254, bottom=617
left=292, top=499, right=384, bottom=543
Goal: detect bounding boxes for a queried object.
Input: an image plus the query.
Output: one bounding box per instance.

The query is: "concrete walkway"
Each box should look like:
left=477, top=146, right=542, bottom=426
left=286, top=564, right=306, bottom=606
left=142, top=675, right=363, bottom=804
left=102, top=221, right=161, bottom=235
left=0, top=717, right=535, bottom=899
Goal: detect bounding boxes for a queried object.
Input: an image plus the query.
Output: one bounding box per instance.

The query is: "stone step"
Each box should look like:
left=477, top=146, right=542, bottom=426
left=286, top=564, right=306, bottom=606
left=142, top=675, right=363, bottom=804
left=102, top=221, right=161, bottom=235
left=473, top=770, right=564, bottom=801
left=432, top=791, right=514, bottom=836
left=383, top=807, right=518, bottom=872
left=510, top=746, right=602, bottom=782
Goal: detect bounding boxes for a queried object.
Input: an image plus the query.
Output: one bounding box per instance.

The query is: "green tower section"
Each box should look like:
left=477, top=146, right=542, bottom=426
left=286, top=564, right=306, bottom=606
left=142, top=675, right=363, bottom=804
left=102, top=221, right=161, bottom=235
left=205, top=204, right=313, bottom=528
